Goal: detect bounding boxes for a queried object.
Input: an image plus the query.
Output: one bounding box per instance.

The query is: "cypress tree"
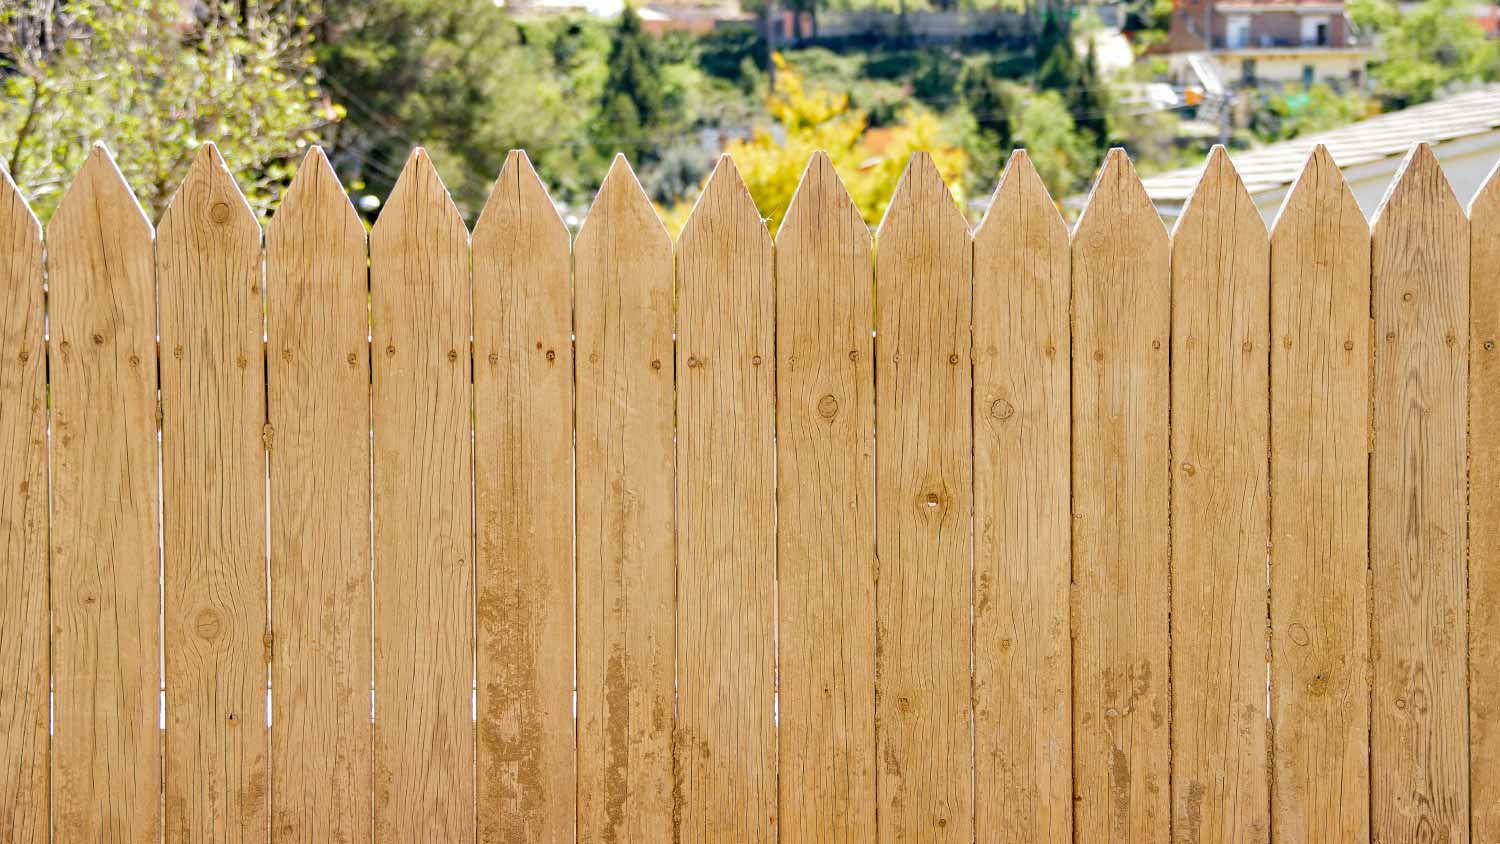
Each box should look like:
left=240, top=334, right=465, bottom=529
left=1072, top=39, right=1110, bottom=148
left=596, top=5, right=666, bottom=163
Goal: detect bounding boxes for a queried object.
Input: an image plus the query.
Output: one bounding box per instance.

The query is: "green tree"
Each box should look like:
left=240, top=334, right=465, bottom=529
left=1350, top=0, right=1500, bottom=107
left=1033, top=14, right=1110, bottom=152
left=960, top=61, right=1016, bottom=150
left=0, top=0, right=333, bottom=219
left=595, top=5, right=667, bottom=164
left=1011, top=89, right=1092, bottom=197
left=1033, top=10, right=1074, bottom=90
left=1066, top=38, right=1110, bottom=149
left=316, top=0, right=592, bottom=217
left=1253, top=83, right=1373, bottom=141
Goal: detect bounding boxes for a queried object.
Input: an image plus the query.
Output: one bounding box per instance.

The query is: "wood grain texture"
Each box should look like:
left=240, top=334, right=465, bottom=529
left=0, top=164, right=48, bottom=844
left=265, top=148, right=372, bottom=843
left=370, top=149, right=474, bottom=841
left=674, top=155, right=777, bottom=842
left=1473, top=160, right=1500, bottom=844
left=47, top=145, right=161, bottom=842
left=1071, top=148, right=1171, bottom=844
left=472, top=150, right=575, bottom=844
left=1370, top=142, right=1470, bottom=843
left=775, top=152, right=876, bottom=843
left=971, top=150, right=1071, bottom=844
left=575, top=155, right=675, bottom=844
left=1168, top=146, right=1271, bottom=844
left=1268, top=144, right=1371, bottom=843
left=873, top=151, right=973, bottom=843
left=1170, top=146, right=1266, bottom=844
left=157, top=144, right=269, bottom=844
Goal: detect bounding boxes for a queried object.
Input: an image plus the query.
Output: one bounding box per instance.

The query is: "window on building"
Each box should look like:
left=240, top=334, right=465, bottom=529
left=1242, top=58, right=1257, bottom=84
left=1227, top=15, right=1252, bottom=48
left=1303, top=64, right=1315, bottom=86
left=1301, top=15, right=1331, bottom=45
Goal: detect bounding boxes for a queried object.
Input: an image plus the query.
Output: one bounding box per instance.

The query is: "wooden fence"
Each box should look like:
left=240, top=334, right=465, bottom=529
left=0, top=138, right=1497, bottom=844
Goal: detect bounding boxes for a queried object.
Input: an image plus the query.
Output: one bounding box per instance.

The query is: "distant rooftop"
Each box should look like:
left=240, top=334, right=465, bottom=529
left=1140, top=85, right=1500, bottom=204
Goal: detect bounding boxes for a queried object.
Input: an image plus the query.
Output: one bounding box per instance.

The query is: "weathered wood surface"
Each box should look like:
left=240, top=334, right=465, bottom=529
left=0, top=160, right=49, bottom=844
left=971, top=150, right=1071, bottom=844
left=575, top=155, right=676, bottom=843
left=1269, top=144, right=1371, bottom=843
left=370, top=149, right=475, bottom=841
left=6, top=140, right=1500, bottom=844
left=874, top=151, right=974, bottom=843
left=1168, top=146, right=1271, bottom=844
left=675, top=155, right=778, bottom=842
left=472, top=150, right=576, bottom=844
left=265, top=147, right=372, bottom=842
left=47, top=145, right=161, bottom=843
left=1472, top=159, right=1500, bottom=844
left=776, top=151, right=877, bottom=843
left=157, top=144, right=269, bottom=843
left=1070, top=148, right=1171, bottom=844
left=1370, top=142, right=1470, bottom=843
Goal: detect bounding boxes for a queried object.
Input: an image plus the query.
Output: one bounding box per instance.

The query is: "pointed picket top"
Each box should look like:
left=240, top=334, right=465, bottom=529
left=1371, top=142, right=1464, bottom=233
left=875, top=151, right=968, bottom=240
left=1171, top=145, right=1264, bottom=241
left=1073, top=147, right=1167, bottom=245
left=473, top=149, right=568, bottom=247
left=974, top=149, right=1067, bottom=247
left=577, top=153, right=669, bottom=252
left=158, top=143, right=258, bottom=238
left=0, top=161, right=41, bottom=245
left=0, top=155, right=42, bottom=320
left=50, top=143, right=152, bottom=243
left=677, top=154, right=770, bottom=251
left=1269, top=144, right=1365, bottom=242
left=778, top=151, right=867, bottom=245
left=269, top=146, right=361, bottom=240
left=372, top=147, right=468, bottom=241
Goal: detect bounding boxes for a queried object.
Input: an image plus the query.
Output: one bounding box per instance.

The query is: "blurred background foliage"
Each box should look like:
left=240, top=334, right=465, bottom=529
left=1, top=0, right=1496, bottom=226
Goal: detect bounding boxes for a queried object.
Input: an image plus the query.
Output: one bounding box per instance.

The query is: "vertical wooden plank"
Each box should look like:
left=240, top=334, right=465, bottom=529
left=874, top=151, right=973, bottom=843
left=1370, top=142, right=1470, bottom=843
left=971, top=150, right=1071, bottom=844
left=265, top=148, right=372, bottom=842
left=1071, top=148, right=1171, bottom=844
left=1168, top=146, right=1271, bottom=843
left=370, top=149, right=474, bottom=841
left=0, top=164, right=48, bottom=844
left=575, top=155, right=675, bottom=843
left=472, top=150, right=575, bottom=844
left=48, top=144, right=161, bottom=842
left=776, top=152, right=877, bottom=842
left=1269, top=145, right=1370, bottom=843
left=674, top=155, right=776, bottom=842
left=158, top=143, right=269, bottom=843
left=1472, top=160, right=1500, bottom=844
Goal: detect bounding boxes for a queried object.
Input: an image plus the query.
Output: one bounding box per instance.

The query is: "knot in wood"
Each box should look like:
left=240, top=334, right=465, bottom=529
left=194, top=608, right=222, bottom=641
left=817, top=394, right=838, bottom=420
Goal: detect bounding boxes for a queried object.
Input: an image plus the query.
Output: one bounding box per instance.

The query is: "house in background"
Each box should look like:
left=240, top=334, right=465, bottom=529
left=1134, top=85, right=1500, bottom=224
left=1161, top=0, right=1374, bottom=90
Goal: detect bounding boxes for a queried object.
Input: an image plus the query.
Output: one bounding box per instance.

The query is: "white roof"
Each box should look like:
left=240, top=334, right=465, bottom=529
left=1140, top=85, right=1500, bottom=202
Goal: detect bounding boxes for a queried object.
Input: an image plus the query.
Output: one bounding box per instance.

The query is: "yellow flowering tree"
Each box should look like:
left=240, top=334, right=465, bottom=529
left=664, top=53, right=967, bottom=235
